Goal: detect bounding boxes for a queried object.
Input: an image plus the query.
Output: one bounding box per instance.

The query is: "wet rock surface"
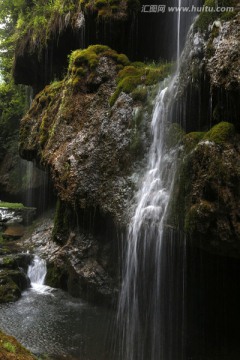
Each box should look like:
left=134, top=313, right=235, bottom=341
left=22, top=215, right=119, bottom=304
left=175, top=14, right=240, bottom=132
left=0, top=207, right=36, bottom=226
left=206, top=16, right=240, bottom=91
left=0, top=257, right=31, bottom=303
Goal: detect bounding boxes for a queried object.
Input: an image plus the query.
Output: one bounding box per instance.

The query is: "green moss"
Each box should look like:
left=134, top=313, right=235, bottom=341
left=129, top=109, right=146, bottom=158
left=194, top=0, right=237, bottom=32
left=131, top=87, right=148, bottom=102
left=183, top=122, right=235, bottom=151
left=13, top=0, right=84, bottom=54
left=45, top=262, right=68, bottom=289
left=0, top=202, right=24, bottom=209
left=69, top=45, right=130, bottom=75
left=39, top=114, right=49, bottom=147
left=0, top=330, right=36, bottom=359
left=194, top=0, right=216, bottom=32
left=204, top=121, right=235, bottom=144
left=3, top=341, right=16, bottom=353
left=110, top=62, right=172, bottom=106
left=0, top=273, right=21, bottom=303
left=183, top=131, right=205, bottom=152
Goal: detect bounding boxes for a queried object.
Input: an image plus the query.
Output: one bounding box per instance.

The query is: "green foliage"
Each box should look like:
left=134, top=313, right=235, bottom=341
left=0, top=82, right=26, bottom=138
left=0, top=0, right=139, bottom=63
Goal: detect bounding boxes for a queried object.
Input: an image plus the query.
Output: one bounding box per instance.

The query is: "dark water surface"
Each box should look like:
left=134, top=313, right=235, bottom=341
left=0, top=285, right=114, bottom=359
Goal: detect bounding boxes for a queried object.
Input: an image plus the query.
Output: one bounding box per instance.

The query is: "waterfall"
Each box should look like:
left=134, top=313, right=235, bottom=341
left=117, top=1, right=201, bottom=360
left=28, top=255, right=47, bottom=291
left=118, top=72, right=182, bottom=360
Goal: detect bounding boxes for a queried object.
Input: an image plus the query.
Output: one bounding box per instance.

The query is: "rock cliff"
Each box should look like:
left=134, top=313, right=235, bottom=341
left=19, top=45, right=171, bottom=302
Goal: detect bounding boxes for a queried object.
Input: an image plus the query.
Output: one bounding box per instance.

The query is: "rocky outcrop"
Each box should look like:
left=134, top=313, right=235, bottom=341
left=19, top=45, right=168, bottom=225
left=206, top=16, right=240, bottom=91
left=171, top=122, right=240, bottom=258
left=175, top=12, right=240, bottom=132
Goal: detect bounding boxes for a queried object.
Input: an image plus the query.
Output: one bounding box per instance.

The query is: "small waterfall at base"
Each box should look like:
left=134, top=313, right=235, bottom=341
left=28, top=255, right=47, bottom=291
left=117, top=2, right=201, bottom=360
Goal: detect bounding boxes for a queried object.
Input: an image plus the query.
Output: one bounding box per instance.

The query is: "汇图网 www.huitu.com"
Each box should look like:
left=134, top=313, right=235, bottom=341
left=141, top=4, right=236, bottom=13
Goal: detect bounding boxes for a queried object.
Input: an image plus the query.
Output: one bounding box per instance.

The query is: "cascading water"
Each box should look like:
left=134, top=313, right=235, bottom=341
left=118, top=1, right=200, bottom=360
left=27, top=255, right=47, bottom=291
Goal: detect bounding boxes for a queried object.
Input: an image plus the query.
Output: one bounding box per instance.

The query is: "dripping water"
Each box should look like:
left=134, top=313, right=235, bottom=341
left=177, top=0, right=182, bottom=70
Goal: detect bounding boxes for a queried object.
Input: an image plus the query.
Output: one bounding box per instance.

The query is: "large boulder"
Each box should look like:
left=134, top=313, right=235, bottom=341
left=19, top=45, right=169, bottom=225
left=171, top=122, right=240, bottom=257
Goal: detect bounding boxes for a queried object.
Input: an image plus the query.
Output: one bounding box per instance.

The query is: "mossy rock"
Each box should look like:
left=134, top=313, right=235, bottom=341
left=184, top=122, right=235, bottom=152
left=110, top=62, right=172, bottom=106
left=69, top=45, right=130, bottom=74
left=183, top=131, right=205, bottom=152
left=45, top=262, right=68, bottom=289
left=0, top=254, right=32, bottom=272
left=194, top=0, right=237, bottom=32
left=203, top=121, right=235, bottom=144
left=0, top=329, right=36, bottom=359
left=0, top=271, right=22, bottom=303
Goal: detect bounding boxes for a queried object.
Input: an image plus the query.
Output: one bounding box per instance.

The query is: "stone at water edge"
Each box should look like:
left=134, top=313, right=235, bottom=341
left=2, top=224, right=25, bottom=240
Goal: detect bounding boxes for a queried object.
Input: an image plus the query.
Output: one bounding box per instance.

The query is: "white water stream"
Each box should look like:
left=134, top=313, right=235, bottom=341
left=27, top=255, right=48, bottom=292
